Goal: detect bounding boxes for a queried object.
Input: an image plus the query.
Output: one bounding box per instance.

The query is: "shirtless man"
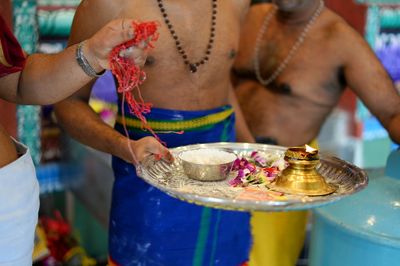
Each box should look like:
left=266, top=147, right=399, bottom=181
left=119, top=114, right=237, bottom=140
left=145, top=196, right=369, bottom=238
left=233, top=1, right=400, bottom=266
left=0, top=16, right=170, bottom=265
left=234, top=0, right=400, bottom=146
left=54, top=0, right=253, bottom=265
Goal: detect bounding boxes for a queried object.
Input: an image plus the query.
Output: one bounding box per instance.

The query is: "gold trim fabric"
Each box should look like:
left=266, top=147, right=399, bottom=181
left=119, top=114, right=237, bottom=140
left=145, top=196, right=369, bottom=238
left=116, top=108, right=234, bottom=131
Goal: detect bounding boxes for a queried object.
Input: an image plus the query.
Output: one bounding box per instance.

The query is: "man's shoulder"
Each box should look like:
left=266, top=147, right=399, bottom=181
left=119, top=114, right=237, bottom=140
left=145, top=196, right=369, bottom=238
left=79, top=0, right=122, bottom=9
left=77, top=0, right=122, bottom=21
left=321, top=9, right=372, bottom=59
left=323, top=9, right=362, bottom=40
left=69, top=0, right=123, bottom=43
left=249, top=3, right=274, bottom=17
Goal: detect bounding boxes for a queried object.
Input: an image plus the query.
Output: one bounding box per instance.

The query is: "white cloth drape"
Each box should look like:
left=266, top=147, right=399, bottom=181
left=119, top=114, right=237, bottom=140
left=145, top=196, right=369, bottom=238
left=0, top=140, right=39, bottom=266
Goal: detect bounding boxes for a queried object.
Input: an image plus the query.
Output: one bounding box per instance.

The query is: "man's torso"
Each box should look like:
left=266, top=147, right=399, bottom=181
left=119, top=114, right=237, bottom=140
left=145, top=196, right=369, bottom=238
left=233, top=4, right=350, bottom=146
left=79, top=0, right=250, bottom=110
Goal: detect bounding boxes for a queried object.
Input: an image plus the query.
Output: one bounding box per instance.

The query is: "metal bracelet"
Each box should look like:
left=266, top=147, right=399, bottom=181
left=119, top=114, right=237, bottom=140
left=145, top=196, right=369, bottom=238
left=75, top=41, right=105, bottom=78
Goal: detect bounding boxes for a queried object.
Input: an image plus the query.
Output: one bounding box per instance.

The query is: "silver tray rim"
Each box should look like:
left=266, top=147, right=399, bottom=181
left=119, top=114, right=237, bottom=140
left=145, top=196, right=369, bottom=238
left=138, top=142, right=369, bottom=211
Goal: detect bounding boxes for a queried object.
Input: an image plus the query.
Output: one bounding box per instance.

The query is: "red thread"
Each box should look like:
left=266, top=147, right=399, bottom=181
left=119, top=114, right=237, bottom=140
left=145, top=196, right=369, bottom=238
left=110, top=21, right=160, bottom=136
left=109, top=21, right=163, bottom=163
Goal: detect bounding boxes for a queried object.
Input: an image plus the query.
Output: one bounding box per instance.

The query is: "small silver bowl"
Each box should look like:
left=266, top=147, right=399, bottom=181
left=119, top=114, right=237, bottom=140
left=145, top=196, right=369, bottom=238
left=179, top=148, right=237, bottom=182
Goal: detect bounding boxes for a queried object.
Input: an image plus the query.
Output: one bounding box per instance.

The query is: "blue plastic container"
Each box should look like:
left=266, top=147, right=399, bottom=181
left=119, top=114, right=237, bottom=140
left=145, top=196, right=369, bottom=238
left=309, top=149, right=400, bottom=266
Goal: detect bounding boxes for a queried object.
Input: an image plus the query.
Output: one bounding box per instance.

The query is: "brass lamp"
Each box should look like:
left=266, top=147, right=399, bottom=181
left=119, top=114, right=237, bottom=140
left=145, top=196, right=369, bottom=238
left=267, top=145, right=337, bottom=196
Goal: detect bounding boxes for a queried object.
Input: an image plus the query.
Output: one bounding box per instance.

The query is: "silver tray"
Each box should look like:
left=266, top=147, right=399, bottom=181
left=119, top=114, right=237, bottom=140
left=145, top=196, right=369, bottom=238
left=137, top=142, right=368, bottom=212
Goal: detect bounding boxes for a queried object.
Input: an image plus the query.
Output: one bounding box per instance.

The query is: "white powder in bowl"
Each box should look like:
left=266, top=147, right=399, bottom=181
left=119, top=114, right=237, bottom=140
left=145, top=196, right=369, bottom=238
left=179, top=149, right=236, bottom=165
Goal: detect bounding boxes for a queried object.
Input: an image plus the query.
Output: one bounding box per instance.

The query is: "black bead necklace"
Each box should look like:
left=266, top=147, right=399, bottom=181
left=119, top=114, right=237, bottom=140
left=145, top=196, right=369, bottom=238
left=156, top=0, right=218, bottom=73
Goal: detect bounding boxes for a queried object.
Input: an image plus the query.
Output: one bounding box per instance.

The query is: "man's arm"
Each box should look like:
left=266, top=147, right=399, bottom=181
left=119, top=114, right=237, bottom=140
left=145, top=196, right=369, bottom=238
left=340, top=23, right=400, bottom=144
left=0, top=18, right=135, bottom=105
left=55, top=0, right=169, bottom=164
left=55, top=86, right=169, bottom=163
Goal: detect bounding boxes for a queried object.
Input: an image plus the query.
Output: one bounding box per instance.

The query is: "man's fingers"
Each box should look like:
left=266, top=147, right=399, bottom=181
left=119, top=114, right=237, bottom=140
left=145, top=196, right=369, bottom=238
left=109, top=18, right=135, bottom=44
left=154, top=151, right=173, bottom=163
left=163, top=150, right=174, bottom=163
left=127, top=27, right=135, bottom=39
left=116, top=25, right=135, bottom=44
left=118, top=46, right=133, bottom=57
left=118, top=46, right=148, bottom=67
left=148, top=140, right=173, bottom=163
left=134, top=57, right=146, bottom=67
left=157, top=146, right=174, bottom=163
left=138, top=40, right=147, bottom=49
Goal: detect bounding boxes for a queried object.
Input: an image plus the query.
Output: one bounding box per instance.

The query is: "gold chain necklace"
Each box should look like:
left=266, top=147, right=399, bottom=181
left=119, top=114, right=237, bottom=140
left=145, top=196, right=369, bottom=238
left=253, top=0, right=325, bottom=86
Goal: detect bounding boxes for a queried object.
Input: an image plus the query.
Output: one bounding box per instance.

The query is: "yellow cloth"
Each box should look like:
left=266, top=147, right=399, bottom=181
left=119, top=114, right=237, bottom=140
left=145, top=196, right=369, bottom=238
left=249, top=211, right=308, bottom=266
left=116, top=108, right=234, bottom=131
left=249, top=140, right=318, bottom=266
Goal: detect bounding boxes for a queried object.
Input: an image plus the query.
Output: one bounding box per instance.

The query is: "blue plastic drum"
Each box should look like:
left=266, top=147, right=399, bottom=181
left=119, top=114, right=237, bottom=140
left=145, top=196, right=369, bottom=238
left=309, top=150, right=400, bottom=266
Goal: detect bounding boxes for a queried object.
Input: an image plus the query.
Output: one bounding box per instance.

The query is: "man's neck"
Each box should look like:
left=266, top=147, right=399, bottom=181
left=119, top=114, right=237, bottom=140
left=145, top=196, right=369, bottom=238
left=276, top=0, right=321, bottom=25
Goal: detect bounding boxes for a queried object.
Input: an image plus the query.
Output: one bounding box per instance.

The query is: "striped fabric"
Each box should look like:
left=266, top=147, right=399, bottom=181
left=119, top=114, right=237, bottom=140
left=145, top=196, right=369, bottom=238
left=116, top=108, right=234, bottom=132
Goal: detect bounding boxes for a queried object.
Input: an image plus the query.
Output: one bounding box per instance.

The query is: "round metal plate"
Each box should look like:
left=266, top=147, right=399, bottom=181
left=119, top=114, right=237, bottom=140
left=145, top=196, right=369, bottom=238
left=137, top=142, right=368, bottom=212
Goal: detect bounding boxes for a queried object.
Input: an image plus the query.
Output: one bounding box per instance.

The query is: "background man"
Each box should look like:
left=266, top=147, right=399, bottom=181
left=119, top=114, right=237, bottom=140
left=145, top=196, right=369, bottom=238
left=0, top=16, right=169, bottom=265
left=234, top=0, right=400, bottom=146
left=54, top=0, right=254, bottom=265
left=233, top=0, right=400, bottom=265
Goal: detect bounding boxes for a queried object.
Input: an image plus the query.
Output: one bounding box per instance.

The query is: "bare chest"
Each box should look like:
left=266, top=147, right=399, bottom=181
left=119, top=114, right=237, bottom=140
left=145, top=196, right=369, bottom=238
left=236, top=20, right=345, bottom=104
left=121, top=1, right=243, bottom=83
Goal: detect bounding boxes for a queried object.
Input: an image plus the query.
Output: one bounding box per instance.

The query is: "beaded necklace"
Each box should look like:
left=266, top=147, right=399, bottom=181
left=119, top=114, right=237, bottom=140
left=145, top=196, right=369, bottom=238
left=157, top=0, right=218, bottom=73
left=253, top=0, right=325, bottom=86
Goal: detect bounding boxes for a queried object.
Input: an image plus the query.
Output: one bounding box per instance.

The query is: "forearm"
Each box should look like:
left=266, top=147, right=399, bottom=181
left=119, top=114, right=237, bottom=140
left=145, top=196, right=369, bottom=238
left=16, top=44, right=99, bottom=105
left=387, top=114, right=400, bottom=144
left=54, top=99, right=126, bottom=159
left=229, top=87, right=255, bottom=143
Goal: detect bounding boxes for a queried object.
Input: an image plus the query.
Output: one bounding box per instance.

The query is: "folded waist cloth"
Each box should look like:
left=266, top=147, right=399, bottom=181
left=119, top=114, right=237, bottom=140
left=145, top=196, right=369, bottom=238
left=110, top=103, right=251, bottom=266
left=0, top=139, right=39, bottom=265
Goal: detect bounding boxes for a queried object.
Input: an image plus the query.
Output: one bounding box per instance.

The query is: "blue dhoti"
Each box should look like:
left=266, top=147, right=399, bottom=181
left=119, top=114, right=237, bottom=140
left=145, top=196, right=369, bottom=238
left=109, top=103, right=251, bottom=266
